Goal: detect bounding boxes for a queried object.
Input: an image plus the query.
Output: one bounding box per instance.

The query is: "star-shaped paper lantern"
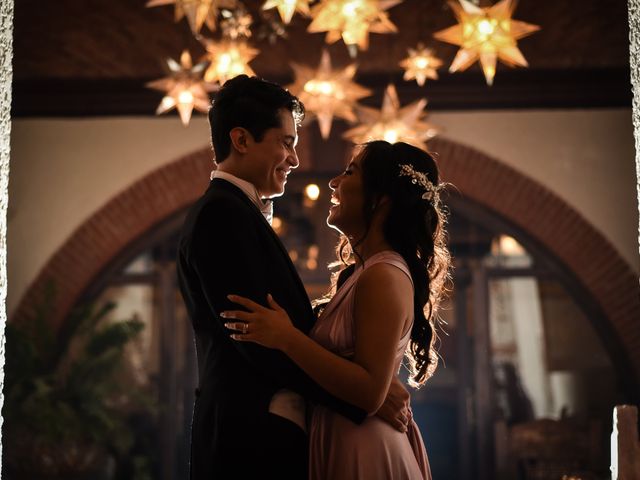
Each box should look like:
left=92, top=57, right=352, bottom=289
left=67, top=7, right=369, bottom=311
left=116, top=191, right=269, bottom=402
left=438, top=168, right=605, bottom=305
left=146, top=0, right=237, bottom=34
left=288, top=50, right=372, bottom=139
left=433, top=0, right=540, bottom=86
left=256, top=9, right=289, bottom=44
left=344, top=84, right=439, bottom=150
left=146, top=50, right=218, bottom=126
left=400, top=44, right=443, bottom=86
left=220, top=5, right=253, bottom=39
left=308, top=0, right=402, bottom=54
left=201, top=39, right=259, bottom=84
left=262, top=0, right=312, bottom=24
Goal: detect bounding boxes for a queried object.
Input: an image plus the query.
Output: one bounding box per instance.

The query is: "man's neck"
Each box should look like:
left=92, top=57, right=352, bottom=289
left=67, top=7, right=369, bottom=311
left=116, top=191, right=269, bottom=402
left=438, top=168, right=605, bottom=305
left=216, top=160, right=263, bottom=198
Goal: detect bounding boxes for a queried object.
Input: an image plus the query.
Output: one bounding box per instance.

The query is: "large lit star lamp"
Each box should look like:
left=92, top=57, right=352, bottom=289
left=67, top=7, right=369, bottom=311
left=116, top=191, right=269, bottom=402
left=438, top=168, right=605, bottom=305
left=433, top=0, right=540, bottom=86
left=288, top=50, right=372, bottom=139
left=146, top=50, right=218, bottom=126
left=146, top=0, right=238, bottom=34
left=344, top=84, right=439, bottom=150
left=307, top=0, right=402, bottom=54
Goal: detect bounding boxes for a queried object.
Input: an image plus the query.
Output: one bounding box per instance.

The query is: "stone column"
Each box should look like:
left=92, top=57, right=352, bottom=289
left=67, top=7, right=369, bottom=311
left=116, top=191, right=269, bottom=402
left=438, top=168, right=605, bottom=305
left=0, top=0, right=14, bottom=470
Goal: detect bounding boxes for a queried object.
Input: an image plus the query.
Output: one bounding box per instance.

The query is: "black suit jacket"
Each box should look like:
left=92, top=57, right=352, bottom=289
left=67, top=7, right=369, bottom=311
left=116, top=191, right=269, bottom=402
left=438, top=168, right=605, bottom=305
left=177, top=179, right=366, bottom=478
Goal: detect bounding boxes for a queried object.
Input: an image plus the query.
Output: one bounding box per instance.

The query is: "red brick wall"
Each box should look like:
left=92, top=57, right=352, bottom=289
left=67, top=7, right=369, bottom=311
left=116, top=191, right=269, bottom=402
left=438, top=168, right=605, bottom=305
left=12, top=139, right=640, bottom=384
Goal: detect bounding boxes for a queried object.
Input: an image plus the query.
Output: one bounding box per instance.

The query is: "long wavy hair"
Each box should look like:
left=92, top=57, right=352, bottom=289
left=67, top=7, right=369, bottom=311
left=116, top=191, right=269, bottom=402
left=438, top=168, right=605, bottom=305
left=317, top=141, right=451, bottom=387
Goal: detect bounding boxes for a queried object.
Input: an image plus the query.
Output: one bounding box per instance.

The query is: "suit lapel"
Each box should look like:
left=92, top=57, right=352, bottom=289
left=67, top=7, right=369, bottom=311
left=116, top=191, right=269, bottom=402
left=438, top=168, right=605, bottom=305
left=210, top=179, right=315, bottom=324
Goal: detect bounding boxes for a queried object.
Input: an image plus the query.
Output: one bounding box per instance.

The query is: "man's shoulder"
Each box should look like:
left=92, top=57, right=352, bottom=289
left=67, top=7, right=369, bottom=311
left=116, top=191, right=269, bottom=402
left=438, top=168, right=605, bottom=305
left=190, top=182, right=256, bottom=219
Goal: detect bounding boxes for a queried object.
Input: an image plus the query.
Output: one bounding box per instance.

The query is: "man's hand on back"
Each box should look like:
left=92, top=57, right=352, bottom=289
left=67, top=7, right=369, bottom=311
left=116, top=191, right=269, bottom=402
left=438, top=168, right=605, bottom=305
left=375, top=376, right=411, bottom=432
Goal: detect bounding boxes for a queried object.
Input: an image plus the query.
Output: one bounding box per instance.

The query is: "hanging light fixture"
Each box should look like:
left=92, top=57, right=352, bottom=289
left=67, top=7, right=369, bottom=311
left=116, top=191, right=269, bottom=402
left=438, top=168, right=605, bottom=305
left=201, top=39, right=259, bottom=84
left=433, top=0, right=540, bottom=86
left=399, top=43, right=443, bottom=86
left=344, top=84, right=439, bottom=150
left=219, top=4, right=253, bottom=39
left=146, top=50, right=218, bottom=126
left=288, top=50, right=372, bottom=139
left=146, top=0, right=238, bottom=34
left=262, top=0, right=312, bottom=24
left=307, top=0, right=402, bottom=55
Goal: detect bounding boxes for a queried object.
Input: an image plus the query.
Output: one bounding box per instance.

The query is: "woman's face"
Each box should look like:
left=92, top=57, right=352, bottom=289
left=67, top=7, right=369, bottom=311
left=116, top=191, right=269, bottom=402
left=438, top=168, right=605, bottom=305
left=327, top=149, right=367, bottom=237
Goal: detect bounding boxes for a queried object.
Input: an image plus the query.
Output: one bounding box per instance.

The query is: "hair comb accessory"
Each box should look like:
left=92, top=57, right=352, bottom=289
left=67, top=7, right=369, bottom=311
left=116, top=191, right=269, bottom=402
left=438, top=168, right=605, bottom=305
left=398, top=163, right=442, bottom=201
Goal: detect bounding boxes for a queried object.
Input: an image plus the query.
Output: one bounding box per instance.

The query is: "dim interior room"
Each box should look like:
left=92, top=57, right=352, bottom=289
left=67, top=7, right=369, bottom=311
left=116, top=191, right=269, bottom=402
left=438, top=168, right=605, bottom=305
left=5, top=0, right=640, bottom=479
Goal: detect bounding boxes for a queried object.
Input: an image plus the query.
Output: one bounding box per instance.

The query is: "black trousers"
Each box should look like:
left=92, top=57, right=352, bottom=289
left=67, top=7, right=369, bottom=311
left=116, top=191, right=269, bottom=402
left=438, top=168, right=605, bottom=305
left=210, top=414, right=308, bottom=480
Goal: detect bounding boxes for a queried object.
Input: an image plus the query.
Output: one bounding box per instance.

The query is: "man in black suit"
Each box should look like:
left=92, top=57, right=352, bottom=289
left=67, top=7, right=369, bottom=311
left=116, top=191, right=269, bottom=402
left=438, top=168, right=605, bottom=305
left=178, top=75, right=407, bottom=479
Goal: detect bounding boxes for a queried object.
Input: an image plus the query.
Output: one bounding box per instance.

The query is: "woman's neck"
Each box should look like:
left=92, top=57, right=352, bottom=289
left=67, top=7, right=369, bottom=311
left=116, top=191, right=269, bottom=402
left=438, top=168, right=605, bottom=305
left=351, top=231, right=392, bottom=263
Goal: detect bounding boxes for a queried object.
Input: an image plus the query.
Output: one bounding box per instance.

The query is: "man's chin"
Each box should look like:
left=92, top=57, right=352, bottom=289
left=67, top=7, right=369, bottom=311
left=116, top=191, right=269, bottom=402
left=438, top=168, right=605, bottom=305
left=264, top=186, right=286, bottom=199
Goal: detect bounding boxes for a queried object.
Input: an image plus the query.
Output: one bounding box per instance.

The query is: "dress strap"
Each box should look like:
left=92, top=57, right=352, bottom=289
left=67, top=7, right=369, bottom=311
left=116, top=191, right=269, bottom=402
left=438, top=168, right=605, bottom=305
left=361, top=251, right=414, bottom=289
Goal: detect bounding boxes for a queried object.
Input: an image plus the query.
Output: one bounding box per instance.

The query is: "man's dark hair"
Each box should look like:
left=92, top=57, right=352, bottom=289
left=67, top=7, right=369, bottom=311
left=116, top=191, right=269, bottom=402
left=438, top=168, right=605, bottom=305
left=208, top=75, right=305, bottom=162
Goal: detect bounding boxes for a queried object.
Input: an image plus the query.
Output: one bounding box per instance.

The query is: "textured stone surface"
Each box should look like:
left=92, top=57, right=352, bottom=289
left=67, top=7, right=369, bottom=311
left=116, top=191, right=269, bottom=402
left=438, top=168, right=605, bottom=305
left=630, top=0, right=640, bottom=260
left=0, top=0, right=13, bottom=468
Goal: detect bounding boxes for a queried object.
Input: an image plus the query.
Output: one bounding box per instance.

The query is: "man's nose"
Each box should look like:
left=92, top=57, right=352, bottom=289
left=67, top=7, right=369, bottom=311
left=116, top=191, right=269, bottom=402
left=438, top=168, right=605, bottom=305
left=288, top=148, right=300, bottom=169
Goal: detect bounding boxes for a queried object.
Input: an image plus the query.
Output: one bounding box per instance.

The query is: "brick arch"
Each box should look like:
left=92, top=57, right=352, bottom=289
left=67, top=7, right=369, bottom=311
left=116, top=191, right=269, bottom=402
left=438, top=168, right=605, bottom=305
left=13, top=139, right=640, bottom=386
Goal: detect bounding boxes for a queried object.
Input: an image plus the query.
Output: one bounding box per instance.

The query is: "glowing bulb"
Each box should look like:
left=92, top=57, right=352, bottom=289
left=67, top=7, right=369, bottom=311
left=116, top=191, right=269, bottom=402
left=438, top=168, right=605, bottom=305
left=498, top=235, right=525, bottom=256
left=318, top=81, right=335, bottom=95
left=342, top=1, right=360, bottom=18
left=415, top=57, right=429, bottom=69
left=306, top=258, right=318, bottom=270
left=272, top=216, right=283, bottom=233
left=477, top=19, right=494, bottom=35
left=178, top=90, right=194, bottom=104
left=305, top=184, right=320, bottom=201
left=383, top=129, right=399, bottom=143
left=304, top=80, right=336, bottom=96
left=218, top=53, right=232, bottom=69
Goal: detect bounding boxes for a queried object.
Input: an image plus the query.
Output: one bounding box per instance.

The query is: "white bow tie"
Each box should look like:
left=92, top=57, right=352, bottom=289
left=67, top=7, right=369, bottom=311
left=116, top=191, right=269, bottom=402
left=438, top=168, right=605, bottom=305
left=260, top=200, right=274, bottom=225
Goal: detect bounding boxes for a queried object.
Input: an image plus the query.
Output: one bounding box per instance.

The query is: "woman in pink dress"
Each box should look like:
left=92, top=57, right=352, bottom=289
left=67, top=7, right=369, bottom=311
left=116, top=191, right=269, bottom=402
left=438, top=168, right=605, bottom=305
left=224, top=140, right=451, bottom=479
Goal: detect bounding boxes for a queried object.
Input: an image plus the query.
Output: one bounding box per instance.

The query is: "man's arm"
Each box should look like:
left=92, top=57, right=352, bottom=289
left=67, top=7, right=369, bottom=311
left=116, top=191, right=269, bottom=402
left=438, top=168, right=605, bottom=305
left=375, top=376, right=411, bottom=432
left=188, top=198, right=366, bottom=422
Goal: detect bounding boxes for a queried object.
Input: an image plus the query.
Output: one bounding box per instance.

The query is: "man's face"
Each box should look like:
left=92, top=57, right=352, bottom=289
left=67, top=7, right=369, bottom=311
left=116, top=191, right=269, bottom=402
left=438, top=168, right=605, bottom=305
left=245, top=108, right=299, bottom=199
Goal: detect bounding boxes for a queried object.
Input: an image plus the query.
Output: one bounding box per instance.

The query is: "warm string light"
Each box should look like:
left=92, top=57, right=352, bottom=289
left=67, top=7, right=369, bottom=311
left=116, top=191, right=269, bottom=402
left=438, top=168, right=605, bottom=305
left=307, top=0, right=402, bottom=54
left=433, top=0, right=540, bottom=85
left=288, top=50, right=371, bottom=139
left=344, top=84, right=439, bottom=151
left=146, top=50, right=219, bottom=126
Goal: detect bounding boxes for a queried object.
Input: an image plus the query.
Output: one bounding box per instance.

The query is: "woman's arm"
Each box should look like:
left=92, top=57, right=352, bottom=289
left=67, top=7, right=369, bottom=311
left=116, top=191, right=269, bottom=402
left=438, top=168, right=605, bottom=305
left=224, top=263, right=413, bottom=414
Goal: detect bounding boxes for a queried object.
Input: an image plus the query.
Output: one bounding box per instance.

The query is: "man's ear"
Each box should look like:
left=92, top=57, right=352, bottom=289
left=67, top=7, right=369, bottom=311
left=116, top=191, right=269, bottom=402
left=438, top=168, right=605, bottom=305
left=229, top=127, right=251, bottom=154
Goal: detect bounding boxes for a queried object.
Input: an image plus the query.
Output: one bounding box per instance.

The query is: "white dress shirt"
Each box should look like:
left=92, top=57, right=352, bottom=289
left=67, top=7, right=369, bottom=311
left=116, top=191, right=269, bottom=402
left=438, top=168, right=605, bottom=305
left=211, top=170, right=273, bottom=224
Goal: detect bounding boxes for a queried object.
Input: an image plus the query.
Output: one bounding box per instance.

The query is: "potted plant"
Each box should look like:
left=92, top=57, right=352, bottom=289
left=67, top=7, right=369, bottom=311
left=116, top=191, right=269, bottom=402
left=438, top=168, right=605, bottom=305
left=3, top=284, right=150, bottom=479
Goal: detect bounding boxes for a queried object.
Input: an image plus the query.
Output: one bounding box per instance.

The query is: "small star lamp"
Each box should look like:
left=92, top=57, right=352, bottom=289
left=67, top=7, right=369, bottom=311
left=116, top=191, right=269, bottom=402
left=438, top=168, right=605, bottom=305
left=146, top=50, right=218, bottom=126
